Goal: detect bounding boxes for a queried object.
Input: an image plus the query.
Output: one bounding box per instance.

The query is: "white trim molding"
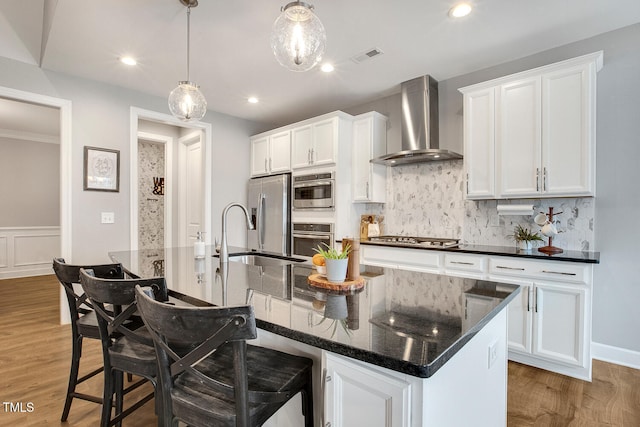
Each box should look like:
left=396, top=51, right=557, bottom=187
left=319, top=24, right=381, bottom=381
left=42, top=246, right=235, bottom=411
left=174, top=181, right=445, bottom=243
left=592, top=342, right=640, bottom=370
left=0, top=226, right=60, bottom=279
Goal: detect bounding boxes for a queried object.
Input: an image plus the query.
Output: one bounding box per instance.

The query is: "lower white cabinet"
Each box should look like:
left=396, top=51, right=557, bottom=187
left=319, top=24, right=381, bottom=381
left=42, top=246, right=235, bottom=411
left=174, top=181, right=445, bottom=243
left=252, top=291, right=291, bottom=327
left=324, top=352, right=411, bottom=427
left=489, top=256, right=592, bottom=380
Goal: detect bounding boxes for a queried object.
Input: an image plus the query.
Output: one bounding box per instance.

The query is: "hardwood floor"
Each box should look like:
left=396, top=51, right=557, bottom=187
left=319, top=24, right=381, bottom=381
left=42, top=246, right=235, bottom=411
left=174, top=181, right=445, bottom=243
left=1, top=275, right=638, bottom=426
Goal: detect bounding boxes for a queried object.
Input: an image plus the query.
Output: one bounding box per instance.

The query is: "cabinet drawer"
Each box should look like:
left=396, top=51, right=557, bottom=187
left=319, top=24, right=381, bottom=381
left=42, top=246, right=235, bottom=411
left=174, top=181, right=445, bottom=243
left=361, top=245, right=442, bottom=272
left=444, top=253, right=487, bottom=275
left=489, top=257, right=589, bottom=283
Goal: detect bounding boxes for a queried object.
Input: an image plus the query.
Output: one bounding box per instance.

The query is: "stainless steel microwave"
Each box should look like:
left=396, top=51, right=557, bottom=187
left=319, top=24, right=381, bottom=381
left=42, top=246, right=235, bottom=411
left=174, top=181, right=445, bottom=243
left=292, top=172, right=334, bottom=210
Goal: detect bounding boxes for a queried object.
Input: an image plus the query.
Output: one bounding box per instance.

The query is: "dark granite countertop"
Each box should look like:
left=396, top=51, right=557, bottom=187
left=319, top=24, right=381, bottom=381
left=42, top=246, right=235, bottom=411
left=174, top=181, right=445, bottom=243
left=360, top=240, right=600, bottom=264
left=109, top=246, right=520, bottom=378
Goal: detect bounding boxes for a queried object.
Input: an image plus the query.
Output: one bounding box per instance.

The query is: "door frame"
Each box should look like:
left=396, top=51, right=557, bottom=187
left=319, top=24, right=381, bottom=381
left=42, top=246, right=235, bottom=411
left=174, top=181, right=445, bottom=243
left=131, top=131, right=174, bottom=249
left=129, top=107, right=212, bottom=247
left=0, top=85, right=72, bottom=324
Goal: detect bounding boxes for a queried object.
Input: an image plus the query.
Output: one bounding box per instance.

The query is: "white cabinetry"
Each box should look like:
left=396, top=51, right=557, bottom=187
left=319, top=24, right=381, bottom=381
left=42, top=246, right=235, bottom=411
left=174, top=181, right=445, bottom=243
left=324, top=352, right=411, bottom=427
left=252, top=292, right=291, bottom=328
left=352, top=112, right=387, bottom=203
left=463, top=87, right=495, bottom=199
left=489, top=256, right=592, bottom=380
left=460, top=51, right=602, bottom=200
left=250, top=130, right=291, bottom=177
left=360, top=245, right=441, bottom=273
left=443, top=253, right=486, bottom=279
left=291, top=117, right=338, bottom=169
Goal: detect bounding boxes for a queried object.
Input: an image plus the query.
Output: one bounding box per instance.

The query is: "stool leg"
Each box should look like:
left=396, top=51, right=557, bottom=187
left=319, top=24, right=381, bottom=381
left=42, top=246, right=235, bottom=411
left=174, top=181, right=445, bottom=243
left=114, top=371, right=124, bottom=427
left=101, top=368, right=115, bottom=427
left=61, top=334, right=82, bottom=421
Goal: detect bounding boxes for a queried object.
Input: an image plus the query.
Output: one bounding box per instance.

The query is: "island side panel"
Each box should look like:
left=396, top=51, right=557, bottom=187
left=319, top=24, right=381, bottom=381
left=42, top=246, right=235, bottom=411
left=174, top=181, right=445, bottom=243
left=419, top=308, right=508, bottom=427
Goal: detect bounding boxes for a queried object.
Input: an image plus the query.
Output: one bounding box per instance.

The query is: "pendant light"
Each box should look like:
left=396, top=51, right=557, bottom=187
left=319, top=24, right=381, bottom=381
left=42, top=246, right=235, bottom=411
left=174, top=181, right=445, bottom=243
left=270, top=1, right=326, bottom=72
left=168, top=0, right=207, bottom=122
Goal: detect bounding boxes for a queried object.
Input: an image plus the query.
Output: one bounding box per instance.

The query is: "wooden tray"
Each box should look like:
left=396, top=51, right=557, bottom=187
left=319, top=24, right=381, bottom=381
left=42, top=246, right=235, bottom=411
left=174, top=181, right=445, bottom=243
left=307, top=274, right=365, bottom=291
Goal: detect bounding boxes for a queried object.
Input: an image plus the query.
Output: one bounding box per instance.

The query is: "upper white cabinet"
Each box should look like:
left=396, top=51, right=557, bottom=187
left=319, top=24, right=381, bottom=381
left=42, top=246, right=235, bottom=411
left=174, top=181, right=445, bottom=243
left=291, top=117, right=338, bottom=169
left=463, top=87, right=496, bottom=199
left=352, top=112, right=387, bottom=203
left=250, top=130, right=291, bottom=177
left=460, top=51, right=602, bottom=200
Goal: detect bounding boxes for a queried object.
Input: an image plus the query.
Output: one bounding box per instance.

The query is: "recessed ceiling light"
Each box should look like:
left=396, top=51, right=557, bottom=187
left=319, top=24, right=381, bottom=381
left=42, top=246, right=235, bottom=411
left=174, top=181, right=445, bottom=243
left=119, top=56, right=137, bottom=66
left=449, top=3, right=472, bottom=18
left=248, top=97, right=259, bottom=104
left=321, top=63, right=334, bottom=73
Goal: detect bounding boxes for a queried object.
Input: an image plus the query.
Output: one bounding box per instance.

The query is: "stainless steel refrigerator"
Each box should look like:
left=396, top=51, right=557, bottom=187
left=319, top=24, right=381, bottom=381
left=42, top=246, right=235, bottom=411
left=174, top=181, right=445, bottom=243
left=247, top=173, right=291, bottom=255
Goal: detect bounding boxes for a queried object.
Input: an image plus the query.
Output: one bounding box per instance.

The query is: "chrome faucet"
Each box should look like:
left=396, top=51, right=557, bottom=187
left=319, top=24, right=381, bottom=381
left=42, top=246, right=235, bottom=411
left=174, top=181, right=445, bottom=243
left=220, top=202, right=254, bottom=264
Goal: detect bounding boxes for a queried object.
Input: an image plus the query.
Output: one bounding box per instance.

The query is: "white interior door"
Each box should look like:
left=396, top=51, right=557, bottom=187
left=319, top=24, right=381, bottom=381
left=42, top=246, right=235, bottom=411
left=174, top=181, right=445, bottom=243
left=179, top=131, right=204, bottom=246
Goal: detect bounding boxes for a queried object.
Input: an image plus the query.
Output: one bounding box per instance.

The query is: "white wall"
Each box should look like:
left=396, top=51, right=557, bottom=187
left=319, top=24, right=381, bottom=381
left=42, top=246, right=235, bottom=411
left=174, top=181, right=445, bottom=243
left=0, top=55, right=265, bottom=265
left=0, top=137, right=59, bottom=226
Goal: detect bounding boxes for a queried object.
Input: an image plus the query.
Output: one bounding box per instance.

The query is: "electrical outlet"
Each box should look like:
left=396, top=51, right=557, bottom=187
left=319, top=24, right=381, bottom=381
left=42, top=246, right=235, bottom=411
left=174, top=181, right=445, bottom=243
left=101, top=212, right=115, bottom=224
left=488, top=340, right=499, bottom=368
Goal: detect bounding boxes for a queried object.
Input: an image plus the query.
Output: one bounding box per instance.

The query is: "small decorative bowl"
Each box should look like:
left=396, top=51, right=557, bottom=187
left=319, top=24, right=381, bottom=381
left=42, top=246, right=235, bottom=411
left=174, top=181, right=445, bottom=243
left=316, top=265, right=327, bottom=276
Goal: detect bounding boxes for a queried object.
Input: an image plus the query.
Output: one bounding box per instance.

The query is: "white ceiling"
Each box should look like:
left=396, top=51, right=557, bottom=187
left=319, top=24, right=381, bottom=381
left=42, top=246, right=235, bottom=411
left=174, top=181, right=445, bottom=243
left=1, top=0, right=639, bottom=128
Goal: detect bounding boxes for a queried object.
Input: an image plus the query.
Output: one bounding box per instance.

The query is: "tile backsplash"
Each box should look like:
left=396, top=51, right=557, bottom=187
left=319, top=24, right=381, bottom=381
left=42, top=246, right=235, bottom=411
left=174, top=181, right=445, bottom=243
left=369, top=160, right=595, bottom=251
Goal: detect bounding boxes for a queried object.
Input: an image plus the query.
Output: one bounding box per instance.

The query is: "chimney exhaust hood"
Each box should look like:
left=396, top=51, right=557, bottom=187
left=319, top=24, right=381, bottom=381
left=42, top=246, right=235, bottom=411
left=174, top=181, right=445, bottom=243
left=371, top=75, right=462, bottom=166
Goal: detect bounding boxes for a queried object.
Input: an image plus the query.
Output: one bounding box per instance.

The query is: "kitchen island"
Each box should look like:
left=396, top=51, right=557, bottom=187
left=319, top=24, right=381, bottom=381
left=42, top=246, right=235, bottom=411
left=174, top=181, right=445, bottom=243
left=110, top=246, right=520, bottom=427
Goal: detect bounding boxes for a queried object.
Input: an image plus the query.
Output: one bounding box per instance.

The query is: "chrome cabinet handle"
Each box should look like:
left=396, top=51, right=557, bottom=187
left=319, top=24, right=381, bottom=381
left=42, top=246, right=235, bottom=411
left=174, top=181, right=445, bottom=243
left=466, top=173, right=469, bottom=194
left=269, top=157, right=272, bottom=171
left=526, top=288, right=531, bottom=312
left=366, top=181, right=369, bottom=198
left=311, top=148, right=315, bottom=163
left=496, top=265, right=525, bottom=271
left=451, top=261, right=474, bottom=265
left=543, top=167, right=547, bottom=191
left=536, top=168, right=540, bottom=191
left=542, top=270, right=576, bottom=276
left=535, top=288, right=540, bottom=313
left=264, top=158, right=267, bottom=172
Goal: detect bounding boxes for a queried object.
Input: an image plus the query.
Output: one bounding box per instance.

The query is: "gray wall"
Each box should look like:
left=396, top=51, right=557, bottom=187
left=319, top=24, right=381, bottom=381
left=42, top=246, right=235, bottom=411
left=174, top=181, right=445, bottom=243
left=0, top=138, right=59, bottom=226
left=346, top=23, right=640, bottom=354
left=0, top=55, right=265, bottom=264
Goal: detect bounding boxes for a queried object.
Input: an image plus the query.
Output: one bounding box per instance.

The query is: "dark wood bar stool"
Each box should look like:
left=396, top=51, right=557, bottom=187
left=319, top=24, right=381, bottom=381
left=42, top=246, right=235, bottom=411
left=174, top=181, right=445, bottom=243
left=134, top=285, right=314, bottom=427
left=53, top=257, right=125, bottom=421
left=80, top=268, right=168, bottom=427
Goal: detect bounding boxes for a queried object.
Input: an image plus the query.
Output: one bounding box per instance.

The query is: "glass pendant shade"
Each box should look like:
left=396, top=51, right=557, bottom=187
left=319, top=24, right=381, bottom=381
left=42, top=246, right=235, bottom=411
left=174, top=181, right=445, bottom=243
left=270, top=2, right=326, bottom=72
left=168, top=81, right=207, bottom=122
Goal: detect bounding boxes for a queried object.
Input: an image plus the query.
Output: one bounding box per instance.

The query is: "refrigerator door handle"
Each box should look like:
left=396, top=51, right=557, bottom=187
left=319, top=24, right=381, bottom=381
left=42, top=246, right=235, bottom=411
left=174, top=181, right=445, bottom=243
left=257, top=192, right=266, bottom=249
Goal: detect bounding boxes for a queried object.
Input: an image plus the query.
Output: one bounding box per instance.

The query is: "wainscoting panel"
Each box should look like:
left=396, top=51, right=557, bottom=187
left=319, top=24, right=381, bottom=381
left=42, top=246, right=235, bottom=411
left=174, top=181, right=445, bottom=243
left=0, top=227, right=60, bottom=279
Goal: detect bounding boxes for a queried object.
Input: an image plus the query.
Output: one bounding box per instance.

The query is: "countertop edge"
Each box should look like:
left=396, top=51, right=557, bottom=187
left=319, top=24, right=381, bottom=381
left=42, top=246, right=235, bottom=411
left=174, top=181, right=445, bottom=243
left=358, top=241, right=600, bottom=264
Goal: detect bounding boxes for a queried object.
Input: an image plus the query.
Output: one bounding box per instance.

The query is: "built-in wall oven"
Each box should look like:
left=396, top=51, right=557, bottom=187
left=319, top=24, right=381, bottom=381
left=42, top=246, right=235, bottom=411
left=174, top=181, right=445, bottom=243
left=292, top=223, right=334, bottom=258
left=292, top=172, right=334, bottom=210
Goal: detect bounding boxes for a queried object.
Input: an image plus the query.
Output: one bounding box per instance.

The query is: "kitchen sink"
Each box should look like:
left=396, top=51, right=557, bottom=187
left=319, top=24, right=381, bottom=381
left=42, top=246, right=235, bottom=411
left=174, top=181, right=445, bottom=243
left=215, top=252, right=306, bottom=267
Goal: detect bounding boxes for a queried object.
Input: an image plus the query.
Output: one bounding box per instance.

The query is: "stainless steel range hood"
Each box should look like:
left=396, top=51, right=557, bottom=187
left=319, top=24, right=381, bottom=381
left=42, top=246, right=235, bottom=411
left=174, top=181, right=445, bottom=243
left=371, top=75, right=462, bottom=166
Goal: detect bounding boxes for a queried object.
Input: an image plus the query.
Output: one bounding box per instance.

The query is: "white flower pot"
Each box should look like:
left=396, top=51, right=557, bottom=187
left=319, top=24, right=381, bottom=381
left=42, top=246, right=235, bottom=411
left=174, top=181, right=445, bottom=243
left=325, top=258, right=348, bottom=283
left=518, top=240, right=533, bottom=251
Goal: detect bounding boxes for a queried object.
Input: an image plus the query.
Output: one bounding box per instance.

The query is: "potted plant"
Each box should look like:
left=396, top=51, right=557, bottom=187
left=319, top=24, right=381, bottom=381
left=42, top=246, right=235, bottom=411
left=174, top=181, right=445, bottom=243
left=508, top=224, right=543, bottom=251
left=313, top=243, right=351, bottom=283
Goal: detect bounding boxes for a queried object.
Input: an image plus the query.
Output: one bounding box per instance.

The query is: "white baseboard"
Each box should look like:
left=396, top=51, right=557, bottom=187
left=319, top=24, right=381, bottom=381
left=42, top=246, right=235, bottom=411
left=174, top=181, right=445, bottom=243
left=0, top=267, right=53, bottom=280
left=592, top=342, right=640, bottom=370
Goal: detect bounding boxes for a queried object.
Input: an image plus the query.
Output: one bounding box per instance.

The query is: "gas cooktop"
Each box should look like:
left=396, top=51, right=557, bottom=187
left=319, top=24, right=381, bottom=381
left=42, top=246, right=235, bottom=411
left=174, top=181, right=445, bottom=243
left=367, top=235, right=460, bottom=248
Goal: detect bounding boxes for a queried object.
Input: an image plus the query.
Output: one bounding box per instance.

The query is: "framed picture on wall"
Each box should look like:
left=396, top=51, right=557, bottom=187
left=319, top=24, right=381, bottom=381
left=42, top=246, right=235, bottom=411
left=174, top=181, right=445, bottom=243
left=84, top=146, right=120, bottom=192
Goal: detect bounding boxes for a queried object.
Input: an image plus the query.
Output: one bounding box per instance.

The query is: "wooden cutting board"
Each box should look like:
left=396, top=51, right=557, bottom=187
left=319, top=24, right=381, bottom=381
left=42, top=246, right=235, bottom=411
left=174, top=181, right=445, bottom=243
left=307, top=274, right=365, bottom=291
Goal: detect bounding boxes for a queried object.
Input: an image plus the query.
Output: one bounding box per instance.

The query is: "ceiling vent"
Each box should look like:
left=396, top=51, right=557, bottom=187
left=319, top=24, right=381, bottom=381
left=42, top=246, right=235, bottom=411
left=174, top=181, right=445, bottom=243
left=351, top=48, right=384, bottom=64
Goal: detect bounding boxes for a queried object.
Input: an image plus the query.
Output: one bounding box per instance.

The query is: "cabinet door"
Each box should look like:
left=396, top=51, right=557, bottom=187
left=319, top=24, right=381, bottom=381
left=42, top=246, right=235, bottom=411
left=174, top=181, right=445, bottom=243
left=542, top=64, right=595, bottom=196
left=312, top=117, right=337, bottom=166
left=269, top=130, right=291, bottom=173
left=252, top=291, right=269, bottom=320
left=352, top=116, right=373, bottom=202
left=506, top=281, right=533, bottom=354
left=324, top=353, right=411, bottom=427
left=269, top=297, right=291, bottom=327
left=250, top=136, right=269, bottom=176
left=497, top=77, right=541, bottom=198
left=291, top=124, right=313, bottom=169
left=463, top=87, right=496, bottom=199
left=533, top=282, right=586, bottom=367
